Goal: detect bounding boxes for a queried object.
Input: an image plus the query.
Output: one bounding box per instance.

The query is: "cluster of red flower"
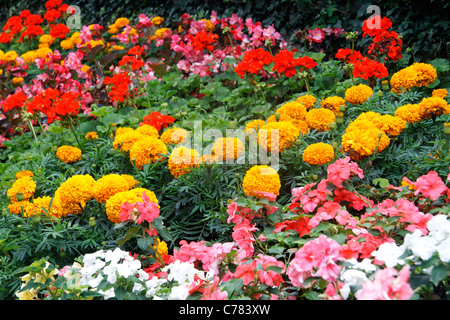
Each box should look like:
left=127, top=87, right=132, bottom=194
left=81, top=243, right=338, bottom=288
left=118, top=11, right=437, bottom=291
left=335, top=48, right=388, bottom=80
left=140, top=111, right=175, bottom=131
left=234, top=48, right=317, bottom=79
left=191, top=30, right=219, bottom=52
left=104, top=72, right=132, bottom=103
left=362, top=15, right=402, bottom=62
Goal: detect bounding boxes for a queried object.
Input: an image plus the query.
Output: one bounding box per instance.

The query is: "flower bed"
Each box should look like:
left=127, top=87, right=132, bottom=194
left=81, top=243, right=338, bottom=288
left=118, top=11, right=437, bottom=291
left=0, top=0, right=449, bottom=301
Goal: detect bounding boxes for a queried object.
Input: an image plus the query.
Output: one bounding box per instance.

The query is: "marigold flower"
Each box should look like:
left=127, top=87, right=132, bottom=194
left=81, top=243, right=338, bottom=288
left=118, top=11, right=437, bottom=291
left=258, top=121, right=300, bottom=152
left=115, top=126, right=134, bottom=137
left=113, top=131, right=145, bottom=152
left=114, top=17, right=130, bottom=28
left=276, top=101, right=308, bottom=120
left=135, top=124, right=159, bottom=138
left=15, top=170, right=34, bottom=179
left=21, top=51, right=38, bottom=64
left=32, top=196, right=58, bottom=217
left=202, top=153, right=220, bottom=164
left=302, top=142, right=335, bottom=165
left=160, top=127, right=188, bottom=145
left=56, top=145, right=82, bottom=163
left=151, top=16, right=165, bottom=26
left=305, top=108, right=335, bottom=132
left=39, top=34, right=55, bottom=45
left=411, top=63, right=437, bottom=88
left=212, top=137, right=245, bottom=161
left=321, top=96, right=346, bottom=114
left=296, top=95, right=316, bottom=109
left=3, top=50, right=18, bottom=62
left=341, top=127, right=390, bottom=160
left=390, top=63, right=437, bottom=93
left=395, top=104, right=422, bottom=124
left=60, top=39, right=74, bottom=50
left=7, top=176, right=36, bottom=203
left=242, top=165, right=281, bottom=198
left=372, top=114, right=406, bottom=137
left=345, top=84, right=373, bottom=105
left=418, top=96, right=450, bottom=120
left=244, top=120, right=266, bottom=133
left=93, top=174, right=131, bottom=203
left=153, top=28, right=172, bottom=40
left=121, top=174, right=140, bottom=189
left=129, top=136, right=168, bottom=170
left=106, top=187, right=158, bottom=223
left=168, top=146, right=201, bottom=178
left=84, top=131, right=98, bottom=140
left=432, top=88, right=448, bottom=99
left=57, top=174, right=96, bottom=207
left=8, top=201, right=36, bottom=216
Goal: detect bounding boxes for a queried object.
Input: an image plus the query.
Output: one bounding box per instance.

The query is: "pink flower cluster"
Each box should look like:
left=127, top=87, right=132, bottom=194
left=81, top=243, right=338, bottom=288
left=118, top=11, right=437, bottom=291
left=305, top=27, right=344, bottom=45
left=119, top=191, right=160, bottom=236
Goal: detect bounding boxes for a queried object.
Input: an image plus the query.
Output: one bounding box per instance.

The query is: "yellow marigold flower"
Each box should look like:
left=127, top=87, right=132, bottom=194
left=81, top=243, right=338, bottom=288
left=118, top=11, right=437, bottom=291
left=258, top=121, right=300, bottom=153
left=56, top=145, right=82, bottom=163
left=267, top=113, right=294, bottom=123
left=121, top=174, right=140, bottom=189
left=111, top=45, right=125, bottom=51
left=345, top=84, right=373, bottom=105
left=341, top=127, right=390, bottom=161
left=35, top=47, right=52, bottom=59
left=432, top=88, right=448, bottom=99
left=135, top=124, right=159, bottom=138
left=244, top=119, right=266, bottom=133
left=290, top=119, right=309, bottom=135
left=276, top=101, right=308, bottom=120
left=411, top=63, right=437, bottom=88
left=302, top=142, right=335, bottom=165
left=212, top=137, right=245, bottom=161
left=7, top=176, right=36, bottom=203
left=3, top=51, right=18, bottom=62
left=113, top=131, right=145, bottom=152
left=160, top=127, right=188, bottom=145
left=153, top=238, right=169, bottom=257
left=305, top=108, right=335, bottom=132
left=296, top=94, right=316, bottom=109
left=84, top=131, right=98, bottom=140
left=39, top=34, right=55, bottom=45
left=321, top=96, right=346, bottom=114
left=21, top=51, right=38, bottom=64
left=12, top=77, right=24, bottom=83
left=129, top=136, right=168, bottom=170
left=114, top=17, right=130, bottom=28
left=32, top=196, right=57, bottom=216
left=8, top=201, right=36, bottom=216
left=202, top=153, right=219, bottom=164
left=70, top=32, right=81, bottom=44
left=108, top=24, right=120, bottom=34
left=93, top=174, right=131, bottom=203
left=60, top=39, right=75, bottom=50
left=154, top=28, right=172, bottom=40
left=15, top=170, right=34, bottom=179
left=200, top=19, right=215, bottom=32
left=168, top=146, right=201, bottom=178
left=115, top=126, right=134, bottom=137
left=372, top=114, right=406, bottom=137
left=418, top=96, right=450, bottom=120
left=105, top=188, right=158, bottom=223
left=57, top=174, right=96, bottom=206
left=152, top=16, right=165, bottom=26
left=89, top=40, right=105, bottom=48
left=401, top=179, right=416, bottom=191
left=242, top=165, right=281, bottom=198
left=395, top=104, right=422, bottom=124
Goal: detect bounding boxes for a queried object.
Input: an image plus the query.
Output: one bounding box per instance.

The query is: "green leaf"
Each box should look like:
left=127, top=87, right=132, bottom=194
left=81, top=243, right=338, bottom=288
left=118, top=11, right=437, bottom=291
left=430, top=264, right=447, bottom=286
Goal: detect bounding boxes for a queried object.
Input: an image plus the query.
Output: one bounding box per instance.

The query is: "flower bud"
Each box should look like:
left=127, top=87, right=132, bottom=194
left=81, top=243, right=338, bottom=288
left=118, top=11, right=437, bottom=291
left=328, top=122, right=336, bottom=130
left=275, top=113, right=281, bottom=122
left=89, top=217, right=96, bottom=227
left=16, top=192, right=24, bottom=201
left=444, top=123, right=450, bottom=135
left=313, top=174, right=318, bottom=180
left=377, top=90, right=383, bottom=98
left=32, top=214, right=41, bottom=223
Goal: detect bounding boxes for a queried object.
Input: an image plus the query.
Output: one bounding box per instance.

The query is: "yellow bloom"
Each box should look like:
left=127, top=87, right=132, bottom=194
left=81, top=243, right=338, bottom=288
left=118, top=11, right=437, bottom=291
left=135, top=124, right=160, bottom=138
left=56, top=145, right=82, bottom=163
left=8, top=201, right=36, bottom=216
left=70, top=32, right=81, bottom=44
left=372, top=114, right=406, bottom=137
left=411, top=63, right=437, bottom=88
left=115, top=126, right=134, bottom=137
left=244, top=119, right=266, bottom=133
left=129, top=136, right=168, bottom=170
left=212, top=137, right=245, bottom=161
left=35, top=47, right=52, bottom=59
left=200, top=19, right=215, bottom=32
left=305, top=108, right=335, bottom=132
left=168, top=146, right=201, bottom=178
left=113, top=131, right=145, bottom=152
left=341, top=127, right=390, bottom=161
left=160, top=127, right=188, bottom=145
left=296, top=94, right=317, bottom=109
left=153, top=28, right=172, bottom=40
left=21, top=51, right=37, bottom=64
left=32, top=196, right=57, bottom=216
left=93, top=174, right=131, bottom=203
left=242, top=165, right=281, bottom=198
left=152, top=16, right=165, bottom=26
left=84, top=131, right=98, bottom=140
left=15, top=170, right=34, bottom=179
left=418, top=96, right=450, bottom=120
left=114, top=17, right=130, bottom=28
left=57, top=174, right=96, bottom=206
left=320, top=96, right=346, bottom=114
left=108, top=25, right=121, bottom=34
left=302, top=142, right=335, bottom=165
left=39, top=34, right=55, bottom=45
left=89, top=39, right=105, bottom=48
left=3, top=51, right=18, bottom=62
left=345, top=84, right=373, bottom=105
left=12, top=77, right=24, bottom=83
left=202, top=153, right=220, bottom=164
left=120, top=174, right=140, bottom=190
left=276, top=101, right=308, bottom=120
left=60, top=39, right=75, bottom=50
left=258, top=121, right=300, bottom=152
left=390, top=63, right=437, bottom=93
left=432, top=88, right=448, bottom=99
left=105, top=188, right=158, bottom=223
left=395, top=104, right=422, bottom=124
left=7, top=176, right=36, bottom=203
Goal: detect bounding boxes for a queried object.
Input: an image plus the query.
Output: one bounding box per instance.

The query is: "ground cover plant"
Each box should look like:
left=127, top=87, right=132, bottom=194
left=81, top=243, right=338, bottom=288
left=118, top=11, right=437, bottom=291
left=0, top=0, right=449, bottom=301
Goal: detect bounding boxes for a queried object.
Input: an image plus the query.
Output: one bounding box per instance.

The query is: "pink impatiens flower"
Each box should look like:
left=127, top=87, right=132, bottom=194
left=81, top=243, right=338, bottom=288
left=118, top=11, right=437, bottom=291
left=357, top=265, right=413, bottom=300
left=327, top=156, right=364, bottom=188
left=414, top=171, right=447, bottom=200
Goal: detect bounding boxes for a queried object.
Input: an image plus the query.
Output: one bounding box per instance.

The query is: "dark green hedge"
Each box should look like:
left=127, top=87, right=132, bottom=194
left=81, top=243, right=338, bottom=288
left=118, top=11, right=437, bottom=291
left=1, top=0, right=449, bottom=60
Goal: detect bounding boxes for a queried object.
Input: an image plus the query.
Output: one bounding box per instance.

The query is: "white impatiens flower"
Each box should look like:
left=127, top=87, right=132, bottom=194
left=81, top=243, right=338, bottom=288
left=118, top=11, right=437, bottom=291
left=163, top=260, right=199, bottom=284
left=426, top=215, right=450, bottom=237
left=371, top=242, right=406, bottom=268
left=168, top=284, right=190, bottom=300
left=403, top=229, right=437, bottom=261
left=436, top=238, right=450, bottom=262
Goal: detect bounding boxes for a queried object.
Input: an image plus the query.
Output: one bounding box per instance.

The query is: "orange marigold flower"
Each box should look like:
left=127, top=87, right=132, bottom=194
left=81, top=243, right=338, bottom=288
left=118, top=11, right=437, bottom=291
left=296, top=94, right=317, bottom=109
left=244, top=119, right=266, bottom=133
left=276, top=101, right=308, bottom=120
left=15, top=170, right=34, bottom=179
left=160, top=127, right=188, bottom=145
left=305, top=108, right=335, bottom=132
left=113, top=131, right=145, bottom=152
left=7, top=176, right=36, bottom=203
left=302, top=142, right=335, bottom=165
left=212, top=137, right=245, bottom=161
left=129, top=136, right=168, bottom=170
left=168, top=146, right=201, bottom=178
left=93, top=174, right=131, bottom=203
left=432, top=88, right=448, bottom=99
left=395, top=104, right=422, bottom=124
left=418, top=96, right=450, bottom=120
left=242, top=165, right=281, bottom=198
left=84, top=131, right=98, bottom=140
left=258, top=121, right=300, bottom=153
left=56, top=145, right=82, bottom=163
left=320, top=96, right=346, bottom=114
left=345, top=84, right=373, bottom=105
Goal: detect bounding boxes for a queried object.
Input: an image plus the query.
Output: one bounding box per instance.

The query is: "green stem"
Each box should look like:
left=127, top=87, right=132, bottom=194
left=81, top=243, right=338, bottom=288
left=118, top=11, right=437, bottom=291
left=134, top=103, right=142, bottom=123
left=305, top=77, right=311, bottom=93
left=28, top=119, right=39, bottom=146
left=68, top=117, right=83, bottom=152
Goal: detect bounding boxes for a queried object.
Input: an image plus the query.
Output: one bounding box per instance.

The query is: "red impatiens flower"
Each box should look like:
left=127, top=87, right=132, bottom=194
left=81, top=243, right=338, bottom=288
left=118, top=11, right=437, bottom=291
left=234, top=48, right=273, bottom=79
left=104, top=71, right=131, bottom=103
left=140, top=111, right=175, bottom=131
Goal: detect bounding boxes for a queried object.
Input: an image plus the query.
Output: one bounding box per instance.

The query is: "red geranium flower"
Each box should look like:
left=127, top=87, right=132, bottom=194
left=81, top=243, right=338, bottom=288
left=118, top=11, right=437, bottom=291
left=234, top=48, right=273, bottom=79
left=49, top=23, right=70, bottom=39
left=140, top=111, right=175, bottom=131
